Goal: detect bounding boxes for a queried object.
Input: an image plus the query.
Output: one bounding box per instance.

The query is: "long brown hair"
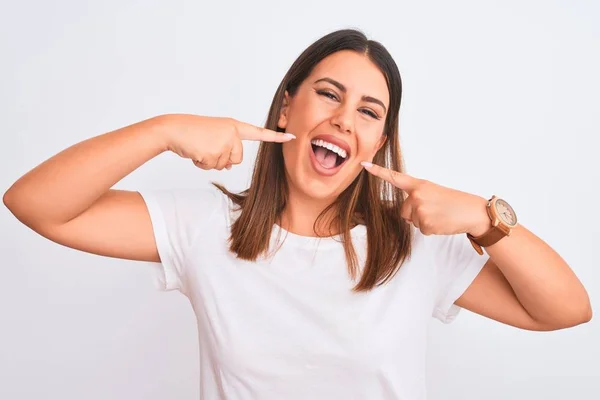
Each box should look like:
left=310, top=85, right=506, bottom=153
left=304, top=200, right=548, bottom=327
left=212, top=28, right=412, bottom=292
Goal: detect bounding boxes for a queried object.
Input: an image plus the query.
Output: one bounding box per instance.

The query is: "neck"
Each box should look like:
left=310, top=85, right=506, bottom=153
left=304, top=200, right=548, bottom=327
left=279, top=185, right=339, bottom=237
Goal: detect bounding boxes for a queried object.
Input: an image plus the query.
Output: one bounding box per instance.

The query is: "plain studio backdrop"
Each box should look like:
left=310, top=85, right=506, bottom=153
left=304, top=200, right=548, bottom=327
left=1, top=1, right=598, bottom=399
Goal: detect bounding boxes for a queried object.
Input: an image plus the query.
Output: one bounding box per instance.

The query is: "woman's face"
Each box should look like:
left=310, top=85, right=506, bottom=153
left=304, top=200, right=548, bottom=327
left=278, top=50, right=389, bottom=202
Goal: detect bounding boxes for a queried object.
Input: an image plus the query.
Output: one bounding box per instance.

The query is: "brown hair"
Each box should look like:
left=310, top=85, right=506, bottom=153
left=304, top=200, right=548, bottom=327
left=212, top=28, right=412, bottom=291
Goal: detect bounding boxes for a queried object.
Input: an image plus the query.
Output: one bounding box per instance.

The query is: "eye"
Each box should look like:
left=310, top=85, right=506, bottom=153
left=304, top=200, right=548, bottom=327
left=317, top=89, right=339, bottom=101
left=360, top=109, right=381, bottom=120
left=317, top=89, right=381, bottom=120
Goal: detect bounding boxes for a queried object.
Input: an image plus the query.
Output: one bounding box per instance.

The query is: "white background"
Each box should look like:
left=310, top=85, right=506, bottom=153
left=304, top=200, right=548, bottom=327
left=1, top=0, right=598, bottom=398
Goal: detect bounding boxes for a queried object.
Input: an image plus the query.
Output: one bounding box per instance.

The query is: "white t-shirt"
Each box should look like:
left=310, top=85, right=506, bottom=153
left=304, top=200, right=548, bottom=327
left=138, top=185, right=489, bottom=400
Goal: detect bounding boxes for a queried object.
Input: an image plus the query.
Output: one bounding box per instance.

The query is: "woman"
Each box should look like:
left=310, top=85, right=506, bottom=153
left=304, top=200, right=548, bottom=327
left=3, top=29, right=592, bottom=399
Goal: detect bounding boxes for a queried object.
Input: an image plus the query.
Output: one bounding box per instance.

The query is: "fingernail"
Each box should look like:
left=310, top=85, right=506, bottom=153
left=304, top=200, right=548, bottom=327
left=283, top=133, right=296, bottom=139
left=361, top=161, right=373, bottom=168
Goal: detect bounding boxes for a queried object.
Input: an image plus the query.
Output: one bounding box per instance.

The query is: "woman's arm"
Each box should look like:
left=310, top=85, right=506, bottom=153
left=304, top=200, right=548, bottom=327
left=3, top=116, right=169, bottom=227
left=456, top=209, right=592, bottom=331
left=3, top=114, right=292, bottom=262
left=361, top=162, right=592, bottom=331
left=3, top=115, right=170, bottom=261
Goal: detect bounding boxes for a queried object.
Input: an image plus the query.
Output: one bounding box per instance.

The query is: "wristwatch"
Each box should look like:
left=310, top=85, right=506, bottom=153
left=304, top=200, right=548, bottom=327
left=467, top=195, right=518, bottom=255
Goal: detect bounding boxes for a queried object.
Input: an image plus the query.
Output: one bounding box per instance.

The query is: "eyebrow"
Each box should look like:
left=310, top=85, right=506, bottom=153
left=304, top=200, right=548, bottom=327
left=314, top=77, right=387, bottom=114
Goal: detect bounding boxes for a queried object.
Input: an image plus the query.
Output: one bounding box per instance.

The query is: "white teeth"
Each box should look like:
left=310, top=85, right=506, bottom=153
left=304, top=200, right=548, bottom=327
left=310, top=139, right=348, bottom=159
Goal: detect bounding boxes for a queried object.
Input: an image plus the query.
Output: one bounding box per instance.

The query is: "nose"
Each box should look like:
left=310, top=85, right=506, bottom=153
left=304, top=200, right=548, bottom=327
left=330, top=105, right=355, bottom=135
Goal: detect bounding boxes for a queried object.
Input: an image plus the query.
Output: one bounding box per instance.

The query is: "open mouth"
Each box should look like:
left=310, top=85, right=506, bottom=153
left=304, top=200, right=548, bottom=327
left=310, top=139, right=349, bottom=170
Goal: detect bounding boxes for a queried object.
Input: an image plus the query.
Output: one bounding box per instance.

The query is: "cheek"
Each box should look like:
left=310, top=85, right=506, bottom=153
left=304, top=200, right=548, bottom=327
left=288, top=96, right=327, bottom=128
left=282, top=140, right=303, bottom=164
left=358, top=134, right=385, bottom=156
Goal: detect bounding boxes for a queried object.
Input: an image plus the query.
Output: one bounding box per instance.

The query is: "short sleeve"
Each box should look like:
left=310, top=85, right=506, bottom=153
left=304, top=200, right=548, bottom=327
left=429, top=233, right=491, bottom=323
left=138, top=187, right=222, bottom=293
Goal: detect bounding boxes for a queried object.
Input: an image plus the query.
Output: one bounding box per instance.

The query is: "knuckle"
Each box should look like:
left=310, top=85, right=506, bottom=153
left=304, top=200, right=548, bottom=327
left=231, top=146, right=243, bottom=163
left=201, top=155, right=215, bottom=164
left=194, top=161, right=211, bottom=171
left=423, top=219, right=439, bottom=235
left=412, top=190, right=424, bottom=202
left=228, top=119, right=240, bottom=136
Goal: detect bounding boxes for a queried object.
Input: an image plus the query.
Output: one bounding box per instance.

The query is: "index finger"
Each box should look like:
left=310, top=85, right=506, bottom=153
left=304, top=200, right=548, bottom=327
left=361, top=162, right=420, bottom=193
left=237, top=122, right=296, bottom=142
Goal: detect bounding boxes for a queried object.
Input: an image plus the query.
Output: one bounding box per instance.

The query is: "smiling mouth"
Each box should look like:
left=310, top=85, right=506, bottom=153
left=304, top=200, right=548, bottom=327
left=310, top=143, right=348, bottom=169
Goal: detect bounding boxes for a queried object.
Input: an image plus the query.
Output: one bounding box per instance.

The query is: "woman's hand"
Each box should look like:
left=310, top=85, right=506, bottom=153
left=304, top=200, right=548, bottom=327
left=361, top=162, right=491, bottom=236
left=161, top=114, right=296, bottom=170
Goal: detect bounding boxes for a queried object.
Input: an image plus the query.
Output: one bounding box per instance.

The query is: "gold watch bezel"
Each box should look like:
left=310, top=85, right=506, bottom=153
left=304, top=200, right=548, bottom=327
left=488, top=196, right=518, bottom=230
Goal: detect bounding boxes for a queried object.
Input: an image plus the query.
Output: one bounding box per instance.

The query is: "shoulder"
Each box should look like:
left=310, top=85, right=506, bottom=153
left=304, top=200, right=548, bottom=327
left=409, top=229, right=473, bottom=265
left=139, top=183, right=235, bottom=227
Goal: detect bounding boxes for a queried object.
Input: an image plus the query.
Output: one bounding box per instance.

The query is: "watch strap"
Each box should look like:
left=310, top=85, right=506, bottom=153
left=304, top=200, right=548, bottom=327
left=467, top=225, right=508, bottom=247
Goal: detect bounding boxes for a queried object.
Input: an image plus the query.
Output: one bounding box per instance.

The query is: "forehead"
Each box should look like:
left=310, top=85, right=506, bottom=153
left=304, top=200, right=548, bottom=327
left=307, top=50, right=390, bottom=106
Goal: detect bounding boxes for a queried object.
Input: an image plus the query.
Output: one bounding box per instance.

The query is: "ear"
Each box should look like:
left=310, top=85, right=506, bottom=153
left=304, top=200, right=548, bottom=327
left=277, top=91, right=290, bottom=130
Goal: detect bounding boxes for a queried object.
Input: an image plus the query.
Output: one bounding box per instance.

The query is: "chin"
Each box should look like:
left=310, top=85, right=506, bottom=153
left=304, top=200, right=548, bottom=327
left=303, top=182, right=342, bottom=201
left=287, top=169, right=352, bottom=202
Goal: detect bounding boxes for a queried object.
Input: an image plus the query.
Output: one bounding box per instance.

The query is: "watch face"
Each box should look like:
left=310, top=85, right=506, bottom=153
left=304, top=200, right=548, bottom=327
left=494, top=199, right=517, bottom=226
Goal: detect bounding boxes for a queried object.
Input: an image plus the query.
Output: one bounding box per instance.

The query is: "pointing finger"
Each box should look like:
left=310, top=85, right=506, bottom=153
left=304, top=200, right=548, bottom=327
left=236, top=122, right=296, bottom=142
left=361, top=161, right=420, bottom=193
